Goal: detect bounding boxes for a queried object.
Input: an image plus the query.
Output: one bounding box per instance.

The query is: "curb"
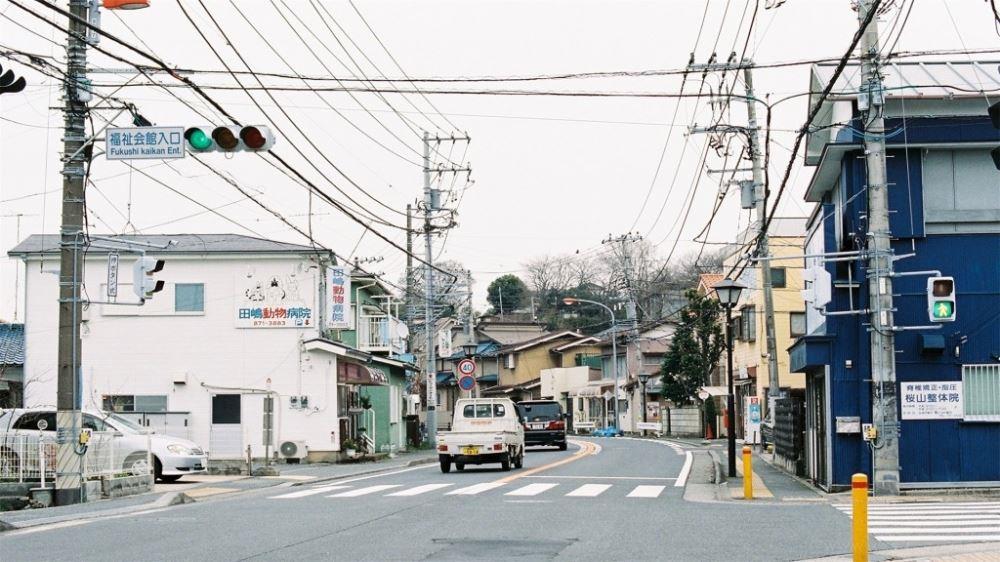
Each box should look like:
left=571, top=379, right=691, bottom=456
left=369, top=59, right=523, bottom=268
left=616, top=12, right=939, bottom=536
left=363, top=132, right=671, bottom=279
left=289, top=456, right=438, bottom=487
left=0, top=490, right=189, bottom=533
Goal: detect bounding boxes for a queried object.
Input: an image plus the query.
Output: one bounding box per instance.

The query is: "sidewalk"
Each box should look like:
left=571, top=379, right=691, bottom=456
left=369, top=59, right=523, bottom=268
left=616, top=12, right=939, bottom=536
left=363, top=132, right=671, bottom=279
left=798, top=542, right=1000, bottom=561
left=0, top=448, right=438, bottom=532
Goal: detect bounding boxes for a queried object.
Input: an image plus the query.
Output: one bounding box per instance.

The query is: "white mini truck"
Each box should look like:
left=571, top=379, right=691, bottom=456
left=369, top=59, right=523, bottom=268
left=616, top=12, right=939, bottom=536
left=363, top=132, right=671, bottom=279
left=436, top=398, right=525, bottom=473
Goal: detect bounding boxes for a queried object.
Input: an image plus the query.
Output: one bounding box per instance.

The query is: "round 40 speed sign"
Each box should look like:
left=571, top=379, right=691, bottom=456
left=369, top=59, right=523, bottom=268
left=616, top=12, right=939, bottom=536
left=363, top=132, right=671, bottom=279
left=457, top=358, right=477, bottom=376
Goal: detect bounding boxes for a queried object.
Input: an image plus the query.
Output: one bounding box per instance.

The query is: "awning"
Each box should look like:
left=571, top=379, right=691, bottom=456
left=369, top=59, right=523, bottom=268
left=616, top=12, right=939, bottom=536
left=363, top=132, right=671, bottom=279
left=436, top=371, right=456, bottom=386
left=478, top=373, right=498, bottom=385
left=699, top=386, right=729, bottom=397
left=338, top=362, right=388, bottom=386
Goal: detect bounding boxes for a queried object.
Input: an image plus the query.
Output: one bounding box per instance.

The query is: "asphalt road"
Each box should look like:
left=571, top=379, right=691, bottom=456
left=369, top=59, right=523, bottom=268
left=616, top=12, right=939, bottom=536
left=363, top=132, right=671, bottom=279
left=2, top=438, right=856, bottom=561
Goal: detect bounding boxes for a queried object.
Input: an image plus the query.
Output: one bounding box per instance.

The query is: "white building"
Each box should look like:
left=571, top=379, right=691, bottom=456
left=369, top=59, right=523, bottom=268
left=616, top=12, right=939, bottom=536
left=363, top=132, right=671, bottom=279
left=9, top=234, right=388, bottom=462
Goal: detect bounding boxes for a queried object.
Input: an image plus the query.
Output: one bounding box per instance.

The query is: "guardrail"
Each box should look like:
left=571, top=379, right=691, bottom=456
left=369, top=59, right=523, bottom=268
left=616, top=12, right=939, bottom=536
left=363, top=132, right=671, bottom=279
left=0, top=431, right=150, bottom=483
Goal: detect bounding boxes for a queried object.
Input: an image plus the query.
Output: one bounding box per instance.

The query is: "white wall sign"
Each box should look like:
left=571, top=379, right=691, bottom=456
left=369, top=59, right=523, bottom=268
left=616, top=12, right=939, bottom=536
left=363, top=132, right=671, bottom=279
left=235, top=267, right=315, bottom=328
left=106, top=126, right=185, bottom=160
left=106, top=253, right=119, bottom=298
left=325, top=266, right=351, bottom=329
left=900, top=381, right=963, bottom=420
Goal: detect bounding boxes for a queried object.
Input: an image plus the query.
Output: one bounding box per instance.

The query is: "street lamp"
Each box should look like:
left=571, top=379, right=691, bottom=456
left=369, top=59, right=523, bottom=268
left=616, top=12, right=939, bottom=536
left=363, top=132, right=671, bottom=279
left=563, top=297, right=619, bottom=433
left=638, top=372, right=651, bottom=436
left=712, top=277, right=745, bottom=478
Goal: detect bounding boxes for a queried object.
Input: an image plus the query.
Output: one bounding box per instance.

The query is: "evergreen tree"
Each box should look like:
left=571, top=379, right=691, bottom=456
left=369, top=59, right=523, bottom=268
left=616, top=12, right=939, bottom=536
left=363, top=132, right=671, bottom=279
left=660, top=289, right=725, bottom=405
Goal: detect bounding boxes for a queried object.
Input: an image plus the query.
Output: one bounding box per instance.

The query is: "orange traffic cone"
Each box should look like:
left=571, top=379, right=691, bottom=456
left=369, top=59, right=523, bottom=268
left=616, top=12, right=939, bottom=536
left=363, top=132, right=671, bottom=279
left=706, top=423, right=714, bottom=440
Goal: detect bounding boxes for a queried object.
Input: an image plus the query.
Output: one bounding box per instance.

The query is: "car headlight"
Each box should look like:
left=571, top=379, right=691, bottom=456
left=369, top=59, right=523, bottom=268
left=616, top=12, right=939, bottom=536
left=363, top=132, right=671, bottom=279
left=166, top=444, right=193, bottom=455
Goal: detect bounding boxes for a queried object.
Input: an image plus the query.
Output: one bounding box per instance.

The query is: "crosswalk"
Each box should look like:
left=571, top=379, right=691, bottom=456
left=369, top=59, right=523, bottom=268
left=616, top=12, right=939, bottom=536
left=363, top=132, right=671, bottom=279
left=834, top=501, right=1000, bottom=543
left=269, top=480, right=669, bottom=501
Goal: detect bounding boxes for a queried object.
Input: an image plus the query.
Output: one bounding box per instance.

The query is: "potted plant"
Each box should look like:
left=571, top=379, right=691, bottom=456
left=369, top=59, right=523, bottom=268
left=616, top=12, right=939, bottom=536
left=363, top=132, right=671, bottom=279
left=342, top=438, right=358, bottom=458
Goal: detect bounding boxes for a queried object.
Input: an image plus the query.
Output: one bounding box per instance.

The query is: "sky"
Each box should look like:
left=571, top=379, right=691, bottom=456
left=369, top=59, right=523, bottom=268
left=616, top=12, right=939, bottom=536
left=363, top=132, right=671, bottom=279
left=1, top=0, right=997, bottom=320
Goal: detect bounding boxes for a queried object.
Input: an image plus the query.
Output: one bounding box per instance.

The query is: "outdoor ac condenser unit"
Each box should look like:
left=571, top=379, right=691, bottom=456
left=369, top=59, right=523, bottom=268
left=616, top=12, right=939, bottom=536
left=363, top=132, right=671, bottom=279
left=279, top=440, right=308, bottom=460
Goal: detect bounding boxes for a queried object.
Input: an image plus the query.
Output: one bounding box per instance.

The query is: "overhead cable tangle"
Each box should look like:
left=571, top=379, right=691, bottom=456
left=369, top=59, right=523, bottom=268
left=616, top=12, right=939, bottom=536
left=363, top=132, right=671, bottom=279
left=182, top=0, right=410, bottom=225
left=13, top=0, right=457, bottom=281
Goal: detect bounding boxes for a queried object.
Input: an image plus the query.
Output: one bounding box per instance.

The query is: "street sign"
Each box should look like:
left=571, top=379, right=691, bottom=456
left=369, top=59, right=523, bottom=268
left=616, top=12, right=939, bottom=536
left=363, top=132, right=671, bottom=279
left=458, top=374, right=476, bottom=391
left=106, top=126, right=185, bottom=160
left=457, top=358, right=477, bottom=376
left=106, top=253, right=119, bottom=298
left=636, top=422, right=660, bottom=431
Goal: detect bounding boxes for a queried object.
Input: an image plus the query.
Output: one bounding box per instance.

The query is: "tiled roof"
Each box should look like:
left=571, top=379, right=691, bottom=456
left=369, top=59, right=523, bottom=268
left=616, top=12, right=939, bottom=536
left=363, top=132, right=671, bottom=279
left=8, top=234, right=329, bottom=257
left=0, top=324, right=25, bottom=365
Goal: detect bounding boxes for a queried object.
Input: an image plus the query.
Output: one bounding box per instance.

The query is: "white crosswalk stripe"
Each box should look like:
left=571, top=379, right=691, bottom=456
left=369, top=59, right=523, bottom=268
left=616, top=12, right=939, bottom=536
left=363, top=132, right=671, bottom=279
left=446, top=482, right=506, bottom=496
left=506, top=483, right=558, bottom=496
left=834, top=501, right=1000, bottom=543
left=626, top=485, right=666, bottom=498
left=566, top=484, right=611, bottom=497
left=328, top=485, right=401, bottom=497
left=386, top=483, right=453, bottom=497
left=269, top=485, right=350, bottom=499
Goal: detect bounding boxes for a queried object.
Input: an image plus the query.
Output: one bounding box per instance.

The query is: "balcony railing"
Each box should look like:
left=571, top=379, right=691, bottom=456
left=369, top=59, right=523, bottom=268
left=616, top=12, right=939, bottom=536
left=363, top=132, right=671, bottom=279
left=357, top=314, right=407, bottom=355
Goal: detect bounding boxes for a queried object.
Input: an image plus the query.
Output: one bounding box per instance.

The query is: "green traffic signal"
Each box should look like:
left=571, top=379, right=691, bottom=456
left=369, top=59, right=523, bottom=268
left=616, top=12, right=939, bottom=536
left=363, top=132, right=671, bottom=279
left=932, top=301, right=954, bottom=320
left=184, top=127, right=212, bottom=151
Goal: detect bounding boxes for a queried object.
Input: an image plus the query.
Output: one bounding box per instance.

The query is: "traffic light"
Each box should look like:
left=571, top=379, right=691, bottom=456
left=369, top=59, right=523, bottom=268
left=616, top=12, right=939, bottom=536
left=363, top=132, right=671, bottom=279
left=183, top=125, right=274, bottom=153
left=927, top=276, right=956, bottom=322
left=132, top=257, right=165, bottom=300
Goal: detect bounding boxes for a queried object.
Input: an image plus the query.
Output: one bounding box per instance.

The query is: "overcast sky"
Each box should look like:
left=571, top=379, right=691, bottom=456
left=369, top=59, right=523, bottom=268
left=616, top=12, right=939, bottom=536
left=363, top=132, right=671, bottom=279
left=1, top=0, right=996, bottom=319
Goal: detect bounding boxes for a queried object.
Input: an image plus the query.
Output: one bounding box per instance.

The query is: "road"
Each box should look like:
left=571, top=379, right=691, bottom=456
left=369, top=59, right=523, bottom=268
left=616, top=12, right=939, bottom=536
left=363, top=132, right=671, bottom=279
left=2, top=438, right=859, bottom=561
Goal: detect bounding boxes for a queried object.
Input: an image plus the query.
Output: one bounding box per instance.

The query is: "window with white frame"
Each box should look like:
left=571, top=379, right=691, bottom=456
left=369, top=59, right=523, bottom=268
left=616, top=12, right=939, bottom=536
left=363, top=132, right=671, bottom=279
left=174, top=283, right=204, bottom=312
left=790, top=312, right=807, bottom=337
left=389, top=385, right=401, bottom=424
left=505, top=353, right=516, bottom=369
left=963, top=364, right=1000, bottom=421
left=102, top=394, right=168, bottom=412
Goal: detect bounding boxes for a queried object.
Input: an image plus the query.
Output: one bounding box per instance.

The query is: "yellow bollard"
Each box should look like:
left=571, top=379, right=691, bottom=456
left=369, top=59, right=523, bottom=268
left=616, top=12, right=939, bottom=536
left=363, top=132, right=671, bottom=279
left=742, top=446, right=753, bottom=500
left=852, top=473, right=869, bottom=562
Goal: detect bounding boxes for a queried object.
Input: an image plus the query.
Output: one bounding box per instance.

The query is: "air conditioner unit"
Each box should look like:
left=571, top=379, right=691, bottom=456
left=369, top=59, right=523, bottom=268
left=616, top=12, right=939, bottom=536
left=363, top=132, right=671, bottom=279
left=279, top=440, right=308, bottom=461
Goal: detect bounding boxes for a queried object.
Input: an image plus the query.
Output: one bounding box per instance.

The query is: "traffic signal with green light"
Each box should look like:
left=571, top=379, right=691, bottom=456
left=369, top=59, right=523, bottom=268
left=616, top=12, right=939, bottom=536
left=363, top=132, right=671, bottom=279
left=183, top=125, right=274, bottom=153
left=927, top=276, right=956, bottom=322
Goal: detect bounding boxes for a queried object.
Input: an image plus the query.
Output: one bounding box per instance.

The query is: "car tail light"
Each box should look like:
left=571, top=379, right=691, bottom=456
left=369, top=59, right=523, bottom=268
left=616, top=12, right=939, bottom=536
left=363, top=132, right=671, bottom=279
left=547, top=420, right=565, bottom=430
left=493, top=443, right=503, bottom=451
left=437, top=445, right=448, bottom=452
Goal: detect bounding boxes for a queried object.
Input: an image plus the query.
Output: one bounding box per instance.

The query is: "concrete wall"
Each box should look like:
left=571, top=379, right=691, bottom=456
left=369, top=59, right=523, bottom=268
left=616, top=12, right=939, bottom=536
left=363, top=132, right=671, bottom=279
left=669, top=406, right=702, bottom=437
left=20, top=253, right=341, bottom=458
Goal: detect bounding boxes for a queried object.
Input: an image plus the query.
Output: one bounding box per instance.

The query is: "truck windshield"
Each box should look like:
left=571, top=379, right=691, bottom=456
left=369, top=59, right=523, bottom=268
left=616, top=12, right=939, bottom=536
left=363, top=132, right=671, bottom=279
left=517, top=402, right=562, bottom=422
left=463, top=404, right=506, bottom=418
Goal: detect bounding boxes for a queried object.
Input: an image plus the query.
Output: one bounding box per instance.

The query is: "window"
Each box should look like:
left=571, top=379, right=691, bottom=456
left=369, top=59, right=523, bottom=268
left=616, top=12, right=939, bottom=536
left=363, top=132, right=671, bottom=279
left=493, top=404, right=506, bottom=417
left=790, top=312, right=807, bottom=337
left=389, top=386, right=401, bottom=424
left=770, top=268, right=787, bottom=288
left=643, top=355, right=663, bottom=366
left=963, top=364, right=1000, bottom=421
left=505, top=353, right=517, bottom=370
left=13, top=412, right=56, bottom=431
left=102, top=395, right=167, bottom=412
left=740, top=307, right=757, bottom=342
left=212, top=394, right=241, bottom=424
left=82, top=414, right=108, bottom=432
left=174, top=283, right=204, bottom=312
left=463, top=404, right=495, bottom=418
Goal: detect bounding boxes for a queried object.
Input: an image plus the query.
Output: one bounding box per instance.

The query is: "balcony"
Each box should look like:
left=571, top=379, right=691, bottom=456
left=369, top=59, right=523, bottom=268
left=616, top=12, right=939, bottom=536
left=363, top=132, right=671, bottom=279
left=357, top=314, right=407, bottom=355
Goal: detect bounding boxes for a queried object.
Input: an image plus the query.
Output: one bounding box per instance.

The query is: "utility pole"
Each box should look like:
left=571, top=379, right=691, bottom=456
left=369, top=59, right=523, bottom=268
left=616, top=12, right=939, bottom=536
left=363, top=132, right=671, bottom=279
left=742, top=66, right=782, bottom=427
left=406, top=203, right=415, bottom=354
left=603, top=232, right=642, bottom=432
left=858, top=0, right=900, bottom=496
left=55, top=0, right=90, bottom=505
left=421, top=132, right=471, bottom=445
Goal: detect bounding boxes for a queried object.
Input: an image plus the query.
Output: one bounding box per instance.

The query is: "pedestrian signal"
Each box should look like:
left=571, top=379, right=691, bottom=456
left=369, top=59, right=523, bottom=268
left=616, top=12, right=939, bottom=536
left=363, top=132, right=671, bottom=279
left=927, top=276, right=956, bottom=322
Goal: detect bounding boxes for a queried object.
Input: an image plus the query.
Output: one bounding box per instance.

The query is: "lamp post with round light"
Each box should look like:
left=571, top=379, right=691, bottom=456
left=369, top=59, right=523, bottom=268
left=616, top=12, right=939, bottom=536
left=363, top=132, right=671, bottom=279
left=712, top=277, right=746, bottom=478
left=563, top=297, right=619, bottom=433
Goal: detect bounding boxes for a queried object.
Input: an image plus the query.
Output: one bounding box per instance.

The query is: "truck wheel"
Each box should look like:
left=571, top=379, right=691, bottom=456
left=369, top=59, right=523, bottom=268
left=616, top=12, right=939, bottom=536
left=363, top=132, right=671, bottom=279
left=513, top=450, right=523, bottom=469
left=500, top=453, right=511, bottom=471
left=439, top=455, right=452, bottom=474
left=456, top=463, right=465, bottom=471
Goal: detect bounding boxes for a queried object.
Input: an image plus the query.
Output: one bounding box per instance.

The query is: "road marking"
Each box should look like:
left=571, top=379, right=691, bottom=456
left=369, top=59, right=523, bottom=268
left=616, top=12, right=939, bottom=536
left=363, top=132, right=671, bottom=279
left=386, top=483, right=453, bottom=497
left=865, top=520, right=1000, bottom=526
left=872, top=535, right=1000, bottom=542
left=675, top=451, right=693, bottom=487
left=524, top=475, right=675, bottom=480
left=627, top=485, right=666, bottom=498
left=871, top=526, right=1000, bottom=533
left=836, top=501, right=1000, bottom=543
left=328, top=485, right=401, bottom=497
left=506, top=483, right=558, bottom=496
left=445, top=482, right=506, bottom=496
left=615, top=436, right=686, bottom=456
left=565, top=484, right=611, bottom=497
left=262, top=474, right=316, bottom=481
left=492, top=439, right=599, bottom=485
left=270, top=485, right=350, bottom=499
left=838, top=509, right=1000, bottom=516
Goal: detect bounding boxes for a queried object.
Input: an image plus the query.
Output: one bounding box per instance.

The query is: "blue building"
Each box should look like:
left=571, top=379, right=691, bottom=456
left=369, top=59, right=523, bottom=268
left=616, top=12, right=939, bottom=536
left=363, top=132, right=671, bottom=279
left=789, top=61, right=1000, bottom=491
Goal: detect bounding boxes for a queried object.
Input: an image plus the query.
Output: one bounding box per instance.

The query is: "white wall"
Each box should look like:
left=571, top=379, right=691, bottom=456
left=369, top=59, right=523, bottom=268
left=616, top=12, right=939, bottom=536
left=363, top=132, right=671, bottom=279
left=20, top=253, right=340, bottom=458
left=540, top=366, right=592, bottom=400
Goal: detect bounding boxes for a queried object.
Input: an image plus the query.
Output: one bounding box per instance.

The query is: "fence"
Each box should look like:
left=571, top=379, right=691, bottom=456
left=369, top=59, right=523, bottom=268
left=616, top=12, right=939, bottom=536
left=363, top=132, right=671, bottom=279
left=0, top=431, right=150, bottom=484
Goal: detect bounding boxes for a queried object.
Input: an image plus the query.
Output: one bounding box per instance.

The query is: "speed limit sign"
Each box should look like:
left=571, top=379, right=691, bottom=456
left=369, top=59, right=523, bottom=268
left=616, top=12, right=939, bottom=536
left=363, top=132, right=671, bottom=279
left=457, top=358, right=476, bottom=376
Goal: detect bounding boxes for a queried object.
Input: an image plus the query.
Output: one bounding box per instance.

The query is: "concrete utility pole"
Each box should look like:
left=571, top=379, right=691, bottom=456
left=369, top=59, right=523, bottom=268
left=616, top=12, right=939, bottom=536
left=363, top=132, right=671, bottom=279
left=858, top=0, right=900, bottom=496
left=420, top=132, right=471, bottom=445
left=603, top=233, right=642, bottom=432
left=55, top=0, right=90, bottom=505
left=742, top=66, right=782, bottom=424
left=406, top=203, right=415, bottom=354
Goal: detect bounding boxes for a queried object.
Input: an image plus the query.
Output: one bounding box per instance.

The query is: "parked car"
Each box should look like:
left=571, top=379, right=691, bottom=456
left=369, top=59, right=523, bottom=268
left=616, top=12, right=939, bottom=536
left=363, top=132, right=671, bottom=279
left=436, top=398, right=525, bottom=473
left=0, top=408, right=207, bottom=482
left=516, top=400, right=568, bottom=450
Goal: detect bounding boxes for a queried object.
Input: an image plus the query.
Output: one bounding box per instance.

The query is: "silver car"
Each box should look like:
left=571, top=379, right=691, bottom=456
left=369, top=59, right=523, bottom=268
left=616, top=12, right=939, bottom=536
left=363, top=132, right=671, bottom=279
left=0, top=408, right=208, bottom=482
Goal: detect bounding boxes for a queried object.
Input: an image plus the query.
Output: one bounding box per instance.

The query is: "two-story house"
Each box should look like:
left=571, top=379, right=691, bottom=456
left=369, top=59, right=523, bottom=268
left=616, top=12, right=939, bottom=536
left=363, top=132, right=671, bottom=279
left=788, top=61, right=1000, bottom=491
left=723, top=218, right=809, bottom=441
left=9, top=234, right=395, bottom=463
left=485, top=330, right=587, bottom=402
